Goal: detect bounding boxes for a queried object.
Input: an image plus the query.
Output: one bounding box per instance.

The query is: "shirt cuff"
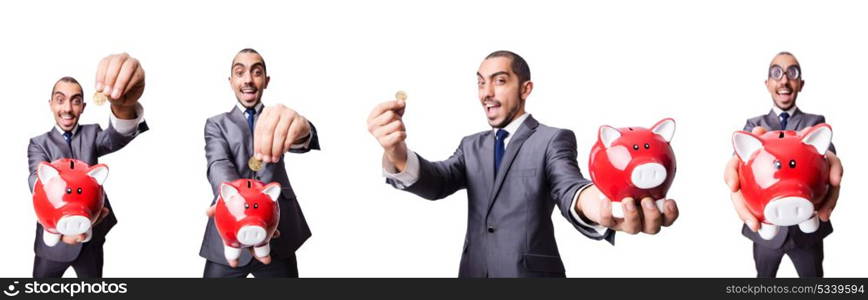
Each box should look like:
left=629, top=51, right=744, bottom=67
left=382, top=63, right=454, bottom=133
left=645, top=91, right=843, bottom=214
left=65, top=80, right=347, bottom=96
left=570, top=184, right=609, bottom=236
left=110, top=103, right=144, bottom=136
left=289, top=121, right=313, bottom=150
left=381, top=149, right=420, bottom=188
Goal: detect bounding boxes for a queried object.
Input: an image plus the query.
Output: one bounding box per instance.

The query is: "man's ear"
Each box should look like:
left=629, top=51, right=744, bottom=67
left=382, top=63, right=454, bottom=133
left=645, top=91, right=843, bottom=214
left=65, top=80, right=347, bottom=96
left=799, top=79, right=805, bottom=92
left=264, top=76, right=270, bottom=89
left=520, top=80, right=533, bottom=101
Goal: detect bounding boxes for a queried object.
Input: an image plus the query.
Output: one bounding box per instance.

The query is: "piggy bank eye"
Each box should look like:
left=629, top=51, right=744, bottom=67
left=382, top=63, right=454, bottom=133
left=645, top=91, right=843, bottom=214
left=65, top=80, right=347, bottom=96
left=244, top=203, right=250, bottom=209
left=774, top=160, right=782, bottom=170
left=253, top=203, right=259, bottom=209
left=789, top=160, right=796, bottom=168
left=65, top=188, right=72, bottom=194
left=632, top=144, right=639, bottom=150
left=644, top=143, right=650, bottom=149
left=76, top=188, right=82, bottom=194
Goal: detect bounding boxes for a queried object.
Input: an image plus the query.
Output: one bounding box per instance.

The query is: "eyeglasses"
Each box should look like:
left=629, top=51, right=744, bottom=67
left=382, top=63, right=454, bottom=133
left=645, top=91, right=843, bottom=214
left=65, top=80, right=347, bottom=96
left=768, top=64, right=801, bottom=81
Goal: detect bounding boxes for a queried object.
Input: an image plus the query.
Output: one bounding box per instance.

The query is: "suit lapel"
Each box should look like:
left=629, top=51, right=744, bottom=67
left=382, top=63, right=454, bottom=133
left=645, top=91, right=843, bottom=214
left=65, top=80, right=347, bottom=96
left=228, top=106, right=253, bottom=153
left=763, top=110, right=781, bottom=130
left=50, top=128, right=73, bottom=158
left=486, top=115, right=538, bottom=215
left=788, top=108, right=805, bottom=131
left=480, top=131, right=495, bottom=185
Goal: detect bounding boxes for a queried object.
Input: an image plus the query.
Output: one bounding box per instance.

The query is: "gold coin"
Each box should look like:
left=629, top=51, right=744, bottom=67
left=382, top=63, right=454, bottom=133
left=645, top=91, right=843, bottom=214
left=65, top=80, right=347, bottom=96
left=93, top=91, right=108, bottom=106
left=248, top=156, right=264, bottom=172
left=394, top=90, right=407, bottom=102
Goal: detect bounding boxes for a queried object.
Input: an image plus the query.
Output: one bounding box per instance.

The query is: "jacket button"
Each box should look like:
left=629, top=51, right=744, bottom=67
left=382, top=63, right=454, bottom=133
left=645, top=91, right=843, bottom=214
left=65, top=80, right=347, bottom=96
left=487, top=225, right=495, bottom=233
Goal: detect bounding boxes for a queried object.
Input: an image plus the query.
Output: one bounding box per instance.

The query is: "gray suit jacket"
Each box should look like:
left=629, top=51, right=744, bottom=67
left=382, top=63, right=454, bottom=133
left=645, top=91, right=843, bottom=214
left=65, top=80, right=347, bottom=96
left=27, top=121, right=148, bottom=262
left=741, top=108, right=834, bottom=249
left=389, top=115, right=614, bottom=277
left=199, top=106, right=319, bottom=267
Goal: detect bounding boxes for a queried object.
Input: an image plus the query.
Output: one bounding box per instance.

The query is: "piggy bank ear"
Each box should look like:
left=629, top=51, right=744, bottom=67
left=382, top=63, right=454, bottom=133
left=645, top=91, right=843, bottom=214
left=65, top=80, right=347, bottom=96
left=801, top=124, right=833, bottom=155
left=651, top=118, right=676, bottom=143
left=37, top=162, right=60, bottom=184
left=599, top=125, right=621, bottom=148
left=732, top=131, right=763, bottom=163
left=87, top=164, right=109, bottom=185
left=262, top=183, right=282, bottom=202
left=220, top=183, right=240, bottom=201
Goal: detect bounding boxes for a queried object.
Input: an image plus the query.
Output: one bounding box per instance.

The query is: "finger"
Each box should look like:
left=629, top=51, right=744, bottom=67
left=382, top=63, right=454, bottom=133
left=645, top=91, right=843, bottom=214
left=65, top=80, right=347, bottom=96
left=256, top=254, right=272, bottom=265
left=640, top=197, right=663, bottom=234
left=379, top=130, right=406, bottom=150
left=255, top=107, right=277, bottom=162
left=818, top=185, right=840, bottom=222
left=62, top=235, right=80, bottom=245
left=93, top=207, right=110, bottom=225
left=724, top=155, right=741, bottom=192
left=281, top=115, right=306, bottom=158
left=372, top=119, right=404, bottom=141
left=395, top=99, right=406, bottom=116
left=731, top=190, right=759, bottom=231
left=227, top=259, right=239, bottom=268
left=619, top=198, right=641, bottom=234
left=112, top=57, right=139, bottom=99
left=367, top=100, right=404, bottom=122
left=368, top=110, right=400, bottom=133
left=751, top=126, right=767, bottom=135
left=661, top=199, right=679, bottom=227
left=596, top=195, right=617, bottom=228
left=205, top=205, right=216, bottom=217
left=272, top=230, right=281, bottom=239
left=826, top=152, right=843, bottom=187
left=95, top=56, right=110, bottom=92
left=124, top=64, right=145, bottom=97
left=102, top=54, right=128, bottom=97
left=271, top=111, right=293, bottom=160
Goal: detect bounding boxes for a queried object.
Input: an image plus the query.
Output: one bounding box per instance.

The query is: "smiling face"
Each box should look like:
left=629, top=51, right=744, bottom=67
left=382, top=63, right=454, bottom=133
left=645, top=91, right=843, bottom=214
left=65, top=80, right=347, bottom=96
left=229, top=51, right=270, bottom=108
left=765, top=53, right=804, bottom=111
left=477, top=56, right=532, bottom=128
left=49, top=79, right=85, bottom=131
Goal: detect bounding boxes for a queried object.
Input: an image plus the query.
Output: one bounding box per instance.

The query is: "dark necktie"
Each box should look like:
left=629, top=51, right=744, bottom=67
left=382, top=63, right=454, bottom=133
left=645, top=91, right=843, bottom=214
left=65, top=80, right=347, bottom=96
left=494, top=129, right=509, bottom=174
left=62, top=131, right=73, bottom=157
left=245, top=108, right=256, bottom=135
left=779, top=112, right=790, bottom=130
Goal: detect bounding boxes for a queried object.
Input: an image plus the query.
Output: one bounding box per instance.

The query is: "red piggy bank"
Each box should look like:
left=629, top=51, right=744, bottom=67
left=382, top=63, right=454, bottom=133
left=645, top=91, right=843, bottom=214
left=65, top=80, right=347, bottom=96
left=214, top=179, right=281, bottom=261
left=589, top=118, right=676, bottom=218
left=732, top=123, right=832, bottom=240
left=32, top=158, right=108, bottom=247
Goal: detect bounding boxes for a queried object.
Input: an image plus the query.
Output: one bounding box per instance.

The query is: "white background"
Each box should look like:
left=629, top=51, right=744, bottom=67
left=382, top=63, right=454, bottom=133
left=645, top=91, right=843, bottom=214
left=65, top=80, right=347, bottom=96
left=0, top=0, right=865, bottom=277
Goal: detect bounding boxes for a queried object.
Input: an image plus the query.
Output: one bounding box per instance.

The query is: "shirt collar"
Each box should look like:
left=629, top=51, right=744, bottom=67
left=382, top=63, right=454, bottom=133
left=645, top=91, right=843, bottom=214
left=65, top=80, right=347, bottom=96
left=772, top=105, right=797, bottom=117
left=237, top=101, right=264, bottom=116
left=493, top=113, right=530, bottom=136
left=54, top=124, right=79, bottom=136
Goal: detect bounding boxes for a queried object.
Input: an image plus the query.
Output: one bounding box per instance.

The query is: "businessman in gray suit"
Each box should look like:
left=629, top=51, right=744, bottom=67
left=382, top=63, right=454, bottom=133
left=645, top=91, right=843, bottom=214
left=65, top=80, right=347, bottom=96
left=27, top=53, right=148, bottom=278
left=724, top=52, right=844, bottom=277
left=200, top=48, right=319, bottom=278
left=367, top=50, right=680, bottom=277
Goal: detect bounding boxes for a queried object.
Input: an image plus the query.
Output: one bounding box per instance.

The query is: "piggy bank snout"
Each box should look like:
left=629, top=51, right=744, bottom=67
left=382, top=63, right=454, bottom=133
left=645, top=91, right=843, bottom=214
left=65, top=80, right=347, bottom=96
left=237, top=225, right=267, bottom=246
left=763, top=196, right=815, bottom=226
left=630, top=162, right=667, bottom=189
left=55, top=215, right=92, bottom=236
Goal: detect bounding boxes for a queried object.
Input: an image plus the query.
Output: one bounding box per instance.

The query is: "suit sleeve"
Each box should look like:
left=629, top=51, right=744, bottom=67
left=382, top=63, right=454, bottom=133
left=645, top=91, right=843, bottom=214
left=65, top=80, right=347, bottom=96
left=95, top=103, right=148, bottom=157
left=742, top=118, right=758, bottom=132
left=27, top=139, right=50, bottom=192
left=395, top=138, right=468, bottom=201
left=204, top=119, right=241, bottom=199
left=288, top=121, right=321, bottom=153
left=547, top=129, right=614, bottom=242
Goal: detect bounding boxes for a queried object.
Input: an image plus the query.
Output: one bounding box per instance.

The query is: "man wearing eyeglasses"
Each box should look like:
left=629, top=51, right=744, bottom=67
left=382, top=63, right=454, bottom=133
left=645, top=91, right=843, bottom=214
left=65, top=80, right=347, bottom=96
left=723, top=51, right=843, bottom=277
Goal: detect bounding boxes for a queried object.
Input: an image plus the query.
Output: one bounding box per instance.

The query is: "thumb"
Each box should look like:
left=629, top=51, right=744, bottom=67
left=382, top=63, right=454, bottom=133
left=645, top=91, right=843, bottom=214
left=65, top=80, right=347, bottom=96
left=205, top=205, right=216, bottom=217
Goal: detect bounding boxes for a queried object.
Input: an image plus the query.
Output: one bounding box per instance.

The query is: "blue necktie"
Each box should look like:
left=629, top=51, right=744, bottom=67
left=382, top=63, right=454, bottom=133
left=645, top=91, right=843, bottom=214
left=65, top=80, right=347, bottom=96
left=494, top=129, right=509, bottom=174
left=245, top=108, right=256, bottom=135
left=779, top=112, right=790, bottom=130
left=62, top=131, right=72, bottom=147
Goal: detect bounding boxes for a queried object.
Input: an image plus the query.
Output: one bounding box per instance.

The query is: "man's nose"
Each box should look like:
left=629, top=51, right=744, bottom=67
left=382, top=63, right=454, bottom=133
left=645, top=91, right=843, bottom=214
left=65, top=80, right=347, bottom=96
left=481, top=83, right=495, bottom=98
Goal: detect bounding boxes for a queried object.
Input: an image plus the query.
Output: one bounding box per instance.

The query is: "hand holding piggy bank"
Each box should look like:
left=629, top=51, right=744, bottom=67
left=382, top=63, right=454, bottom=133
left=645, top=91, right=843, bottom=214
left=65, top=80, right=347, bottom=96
left=32, top=159, right=108, bottom=247
left=732, top=124, right=832, bottom=240
left=214, top=179, right=281, bottom=263
left=589, top=118, right=676, bottom=218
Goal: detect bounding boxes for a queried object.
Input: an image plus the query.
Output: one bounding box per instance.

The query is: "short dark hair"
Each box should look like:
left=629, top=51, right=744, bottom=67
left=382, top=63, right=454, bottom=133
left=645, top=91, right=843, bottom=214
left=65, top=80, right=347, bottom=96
left=232, top=48, right=267, bottom=74
left=485, top=50, right=531, bottom=84
left=51, top=76, right=82, bottom=97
